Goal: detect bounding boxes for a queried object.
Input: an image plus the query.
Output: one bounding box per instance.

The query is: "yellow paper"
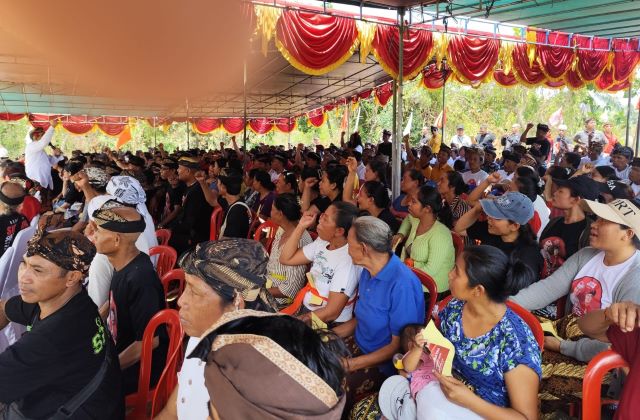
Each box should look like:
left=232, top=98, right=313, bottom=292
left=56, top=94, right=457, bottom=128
left=310, top=312, right=327, bottom=330
left=422, top=320, right=455, bottom=376
left=265, top=278, right=273, bottom=289
left=306, top=273, right=325, bottom=306
left=540, top=321, right=562, bottom=341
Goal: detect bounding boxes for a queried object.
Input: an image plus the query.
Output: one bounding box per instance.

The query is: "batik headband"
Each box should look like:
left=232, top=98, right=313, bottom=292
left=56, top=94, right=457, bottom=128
left=92, top=205, right=146, bottom=233
left=26, top=228, right=96, bottom=275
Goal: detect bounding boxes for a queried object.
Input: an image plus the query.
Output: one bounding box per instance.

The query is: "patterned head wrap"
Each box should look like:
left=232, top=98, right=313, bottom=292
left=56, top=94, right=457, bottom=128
left=179, top=238, right=278, bottom=311
left=92, top=200, right=146, bottom=233
left=106, top=176, right=146, bottom=205
left=84, top=167, right=110, bottom=189
left=26, top=228, right=96, bottom=275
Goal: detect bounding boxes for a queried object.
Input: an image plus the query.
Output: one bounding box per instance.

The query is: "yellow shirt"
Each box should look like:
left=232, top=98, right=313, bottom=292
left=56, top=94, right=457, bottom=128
left=428, top=134, right=442, bottom=154
left=429, top=163, right=453, bottom=182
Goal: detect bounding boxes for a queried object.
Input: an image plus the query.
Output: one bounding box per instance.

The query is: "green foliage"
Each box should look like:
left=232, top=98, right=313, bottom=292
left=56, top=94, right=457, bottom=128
left=0, top=76, right=638, bottom=159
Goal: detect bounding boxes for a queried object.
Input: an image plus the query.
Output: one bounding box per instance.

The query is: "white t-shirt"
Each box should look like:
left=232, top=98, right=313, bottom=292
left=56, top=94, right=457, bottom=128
left=302, top=239, right=362, bottom=323
left=177, top=337, right=209, bottom=420
left=612, top=165, right=631, bottom=181
left=461, top=170, right=488, bottom=189
left=450, top=134, right=472, bottom=148
left=569, top=250, right=639, bottom=316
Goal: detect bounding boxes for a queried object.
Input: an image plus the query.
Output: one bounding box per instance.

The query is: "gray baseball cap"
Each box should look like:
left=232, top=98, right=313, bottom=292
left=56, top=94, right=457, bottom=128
left=378, top=375, right=416, bottom=420
left=480, top=192, right=534, bottom=225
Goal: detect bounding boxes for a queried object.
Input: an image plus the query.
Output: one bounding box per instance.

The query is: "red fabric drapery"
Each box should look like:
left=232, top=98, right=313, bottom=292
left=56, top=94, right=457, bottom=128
left=62, top=116, right=94, bottom=135
left=307, top=110, right=325, bottom=127
left=493, top=70, right=518, bottom=87
left=611, top=38, right=640, bottom=82
left=222, top=118, right=246, bottom=134
left=0, top=113, right=25, bottom=121
left=96, top=117, right=127, bottom=136
left=192, top=118, right=221, bottom=134
left=565, top=68, right=586, bottom=89
left=275, top=10, right=358, bottom=75
left=248, top=118, right=274, bottom=134
left=447, top=36, right=500, bottom=83
left=512, top=43, right=547, bottom=86
left=375, top=83, right=393, bottom=106
left=357, top=89, right=372, bottom=100
left=372, top=26, right=433, bottom=80
left=275, top=118, right=296, bottom=133
left=29, top=114, right=55, bottom=130
left=535, top=30, right=575, bottom=80
left=422, top=63, right=450, bottom=89
left=573, top=35, right=610, bottom=81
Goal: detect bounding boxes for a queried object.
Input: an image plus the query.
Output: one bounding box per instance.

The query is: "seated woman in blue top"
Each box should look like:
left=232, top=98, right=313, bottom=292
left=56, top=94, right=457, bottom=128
left=425, top=245, right=541, bottom=419
left=333, top=216, right=425, bottom=408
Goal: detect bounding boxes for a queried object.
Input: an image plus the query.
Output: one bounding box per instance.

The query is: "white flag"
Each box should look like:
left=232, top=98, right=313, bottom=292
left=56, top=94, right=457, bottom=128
left=403, top=112, right=413, bottom=136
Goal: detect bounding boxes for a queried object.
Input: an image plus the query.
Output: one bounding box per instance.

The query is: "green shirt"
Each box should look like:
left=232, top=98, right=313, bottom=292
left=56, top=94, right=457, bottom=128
left=399, top=217, right=455, bottom=292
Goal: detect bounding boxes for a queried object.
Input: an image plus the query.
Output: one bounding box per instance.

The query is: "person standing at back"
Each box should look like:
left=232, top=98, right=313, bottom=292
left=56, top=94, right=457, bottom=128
left=24, top=120, right=64, bottom=203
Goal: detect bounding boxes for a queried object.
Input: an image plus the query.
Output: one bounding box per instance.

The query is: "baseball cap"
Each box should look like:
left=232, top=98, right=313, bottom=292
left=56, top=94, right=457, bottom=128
left=601, top=180, right=632, bottom=200
left=503, top=151, right=522, bottom=164
left=581, top=199, right=640, bottom=237
left=558, top=124, right=568, bottom=130
left=480, top=192, right=534, bottom=225
left=177, top=156, right=201, bottom=169
left=537, top=123, right=550, bottom=132
left=456, top=124, right=464, bottom=130
left=552, top=175, right=604, bottom=201
left=378, top=376, right=416, bottom=420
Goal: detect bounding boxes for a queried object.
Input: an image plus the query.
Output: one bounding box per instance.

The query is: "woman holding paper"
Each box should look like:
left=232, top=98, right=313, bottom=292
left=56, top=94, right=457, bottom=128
left=425, top=245, right=540, bottom=419
left=279, top=202, right=362, bottom=324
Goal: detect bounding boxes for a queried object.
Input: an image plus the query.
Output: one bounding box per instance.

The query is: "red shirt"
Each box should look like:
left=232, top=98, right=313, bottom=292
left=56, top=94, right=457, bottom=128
left=18, top=195, right=41, bottom=223
left=604, top=133, right=618, bottom=154
left=607, top=325, right=640, bottom=420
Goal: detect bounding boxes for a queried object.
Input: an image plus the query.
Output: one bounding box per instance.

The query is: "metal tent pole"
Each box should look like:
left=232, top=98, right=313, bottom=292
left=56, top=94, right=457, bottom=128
left=392, top=8, right=405, bottom=199
left=636, top=103, right=640, bottom=157
left=441, top=59, right=447, bottom=143
left=243, top=59, right=248, bottom=152
left=153, top=117, right=157, bottom=148
left=625, top=84, right=632, bottom=146
left=186, top=99, right=190, bottom=150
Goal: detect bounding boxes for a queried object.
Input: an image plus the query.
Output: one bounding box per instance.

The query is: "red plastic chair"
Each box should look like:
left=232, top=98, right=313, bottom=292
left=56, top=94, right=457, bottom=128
left=149, top=246, right=177, bottom=279
left=247, top=210, right=263, bottom=239
left=125, top=309, right=184, bottom=420
left=582, top=349, right=628, bottom=420
left=155, top=229, right=171, bottom=246
left=409, top=267, right=438, bottom=322
left=209, top=207, right=224, bottom=241
left=253, top=220, right=279, bottom=253
left=150, top=344, right=184, bottom=417
left=450, top=231, right=465, bottom=259
left=160, top=269, right=186, bottom=308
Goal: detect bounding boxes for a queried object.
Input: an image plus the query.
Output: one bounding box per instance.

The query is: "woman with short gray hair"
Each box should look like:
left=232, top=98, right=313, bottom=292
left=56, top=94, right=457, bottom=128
left=334, top=216, right=425, bottom=410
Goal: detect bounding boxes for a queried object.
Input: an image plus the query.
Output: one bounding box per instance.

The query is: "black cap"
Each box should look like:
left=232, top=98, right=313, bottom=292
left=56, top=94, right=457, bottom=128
left=601, top=180, right=632, bottom=200
left=552, top=175, right=605, bottom=200
left=128, top=156, right=145, bottom=168
left=537, top=123, right=550, bottom=132
left=161, top=158, right=178, bottom=170
left=306, top=152, right=321, bottom=163
left=503, top=151, right=522, bottom=163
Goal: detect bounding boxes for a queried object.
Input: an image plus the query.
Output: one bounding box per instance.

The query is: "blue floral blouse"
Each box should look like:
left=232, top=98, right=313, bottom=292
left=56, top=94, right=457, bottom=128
left=439, top=299, right=542, bottom=407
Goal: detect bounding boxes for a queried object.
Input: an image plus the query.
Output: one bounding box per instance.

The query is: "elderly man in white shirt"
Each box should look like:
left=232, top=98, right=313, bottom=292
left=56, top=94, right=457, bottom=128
left=24, top=121, right=64, bottom=192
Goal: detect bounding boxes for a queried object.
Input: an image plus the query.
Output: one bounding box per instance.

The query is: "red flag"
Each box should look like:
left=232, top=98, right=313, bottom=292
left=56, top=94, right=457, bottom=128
left=116, top=125, right=132, bottom=149
left=340, top=107, right=348, bottom=132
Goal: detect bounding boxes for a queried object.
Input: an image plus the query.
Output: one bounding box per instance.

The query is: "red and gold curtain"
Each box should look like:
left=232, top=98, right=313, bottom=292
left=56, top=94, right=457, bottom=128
left=572, top=35, right=610, bottom=81
left=372, top=26, right=433, bottom=80
left=512, top=43, right=547, bottom=86
left=192, top=118, right=221, bottom=134
left=275, top=118, right=296, bottom=133
left=248, top=118, right=274, bottom=134
left=374, top=82, right=393, bottom=106
left=62, top=116, right=94, bottom=135
left=493, top=70, right=518, bottom=87
left=222, top=118, right=246, bottom=134
left=422, top=63, right=450, bottom=89
left=96, top=116, right=127, bottom=136
left=535, top=30, right=575, bottom=80
left=275, top=10, right=358, bottom=75
left=307, top=109, right=326, bottom=127
left=0, top=113, right=25, bottom=121
left=611, top=38, right=640, bottom=82
left=447, top=36, right=500, bottom=84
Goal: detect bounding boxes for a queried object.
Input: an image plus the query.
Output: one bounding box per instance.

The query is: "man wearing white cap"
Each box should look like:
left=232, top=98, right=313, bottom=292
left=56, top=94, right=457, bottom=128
left=450, top=125, right=471, bottom=148
left=502, top=123, right=521, bottom=151
left=554, top=124, right=571, bottom=160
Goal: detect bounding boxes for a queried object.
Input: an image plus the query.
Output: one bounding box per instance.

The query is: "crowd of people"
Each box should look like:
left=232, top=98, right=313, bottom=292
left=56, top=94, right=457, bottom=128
left=0, top=116, right=638, bottom=419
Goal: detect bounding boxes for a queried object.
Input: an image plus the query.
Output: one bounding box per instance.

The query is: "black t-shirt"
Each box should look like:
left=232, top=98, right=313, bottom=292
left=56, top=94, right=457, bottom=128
left=174, top=181, right=213, bottom=243
left=0, top=290, right=124, bottom=419
left=107, top=252, right=167, bottom=394
left=525, top=137, right=551, bottom=160
left=467, top=221, right=542, bottom=282
left=219, top=197, right=251, bottom=238
left=378, top=142, right=392, bottom=158
left=164, top=181, right=186, bottom=217
left=0, top=212, right=28, bottom=258
left=312, top=195, right=342, bottom=214
left=539, top=217, right=587, bottom=259
left=378, top=207, right=400, bottom=233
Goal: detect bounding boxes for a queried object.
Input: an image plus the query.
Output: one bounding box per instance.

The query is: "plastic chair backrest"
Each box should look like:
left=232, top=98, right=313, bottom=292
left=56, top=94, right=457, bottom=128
left=209, top=207, right=224, bottom=241
left=505, top=301, right=544, bottom=350
left=155, top=229, right=172, bottom=246
left=409, top=267, right=438, bottom=322
left=127, top=309, right=184, bottom=420
left=433, top=295, right=454, bottom=327
left=247, top=211, right=262, bottom=239
left=160, top=269, right=186, bottom=307
left=450, top=231, right=465, bottom=259
left=582, top=349, right=628, bottom=420
left=253, top=220, right=279, bottom=253
left=149, top=246, right=177, bottom=278
left=150, top=343, right=184, bottom=417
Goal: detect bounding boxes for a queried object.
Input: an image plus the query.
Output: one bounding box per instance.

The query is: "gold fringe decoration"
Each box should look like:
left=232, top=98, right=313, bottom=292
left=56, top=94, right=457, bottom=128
left=255, top=5, right=282, bottom=56
left=356, top=21, right=376, bottom=64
